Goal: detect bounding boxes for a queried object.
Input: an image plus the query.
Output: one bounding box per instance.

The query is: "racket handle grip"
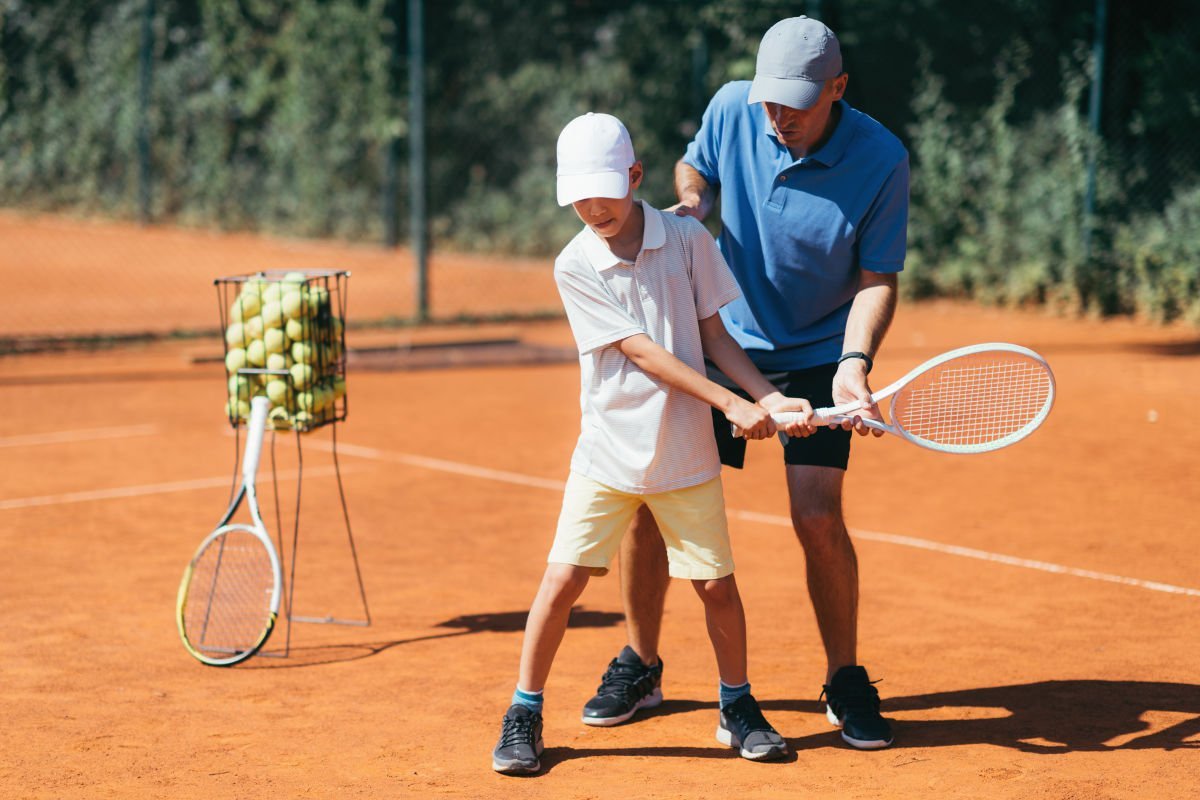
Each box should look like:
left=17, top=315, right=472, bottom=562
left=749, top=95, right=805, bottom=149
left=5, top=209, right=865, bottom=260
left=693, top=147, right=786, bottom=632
left=242, top=396, right=271, bottom=483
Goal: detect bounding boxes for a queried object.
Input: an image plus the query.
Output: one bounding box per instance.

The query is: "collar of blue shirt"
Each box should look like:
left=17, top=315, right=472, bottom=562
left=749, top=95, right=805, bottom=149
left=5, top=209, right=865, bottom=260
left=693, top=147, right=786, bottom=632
left=760, top=100, right=855, bottom=168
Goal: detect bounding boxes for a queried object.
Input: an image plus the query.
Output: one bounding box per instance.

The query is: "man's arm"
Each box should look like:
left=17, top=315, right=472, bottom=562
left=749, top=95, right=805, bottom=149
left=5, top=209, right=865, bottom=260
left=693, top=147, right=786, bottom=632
left=669, top=160, right=718, bottom=221
left=614, top=333, right=775, bottom=439
left=832, top=270, right=898, bottom=436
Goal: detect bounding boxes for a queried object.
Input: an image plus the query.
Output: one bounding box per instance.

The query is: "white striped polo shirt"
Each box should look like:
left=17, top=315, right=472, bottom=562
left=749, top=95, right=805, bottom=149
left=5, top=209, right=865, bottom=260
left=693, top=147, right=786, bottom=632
left=553, top=201, right=742, bottom=494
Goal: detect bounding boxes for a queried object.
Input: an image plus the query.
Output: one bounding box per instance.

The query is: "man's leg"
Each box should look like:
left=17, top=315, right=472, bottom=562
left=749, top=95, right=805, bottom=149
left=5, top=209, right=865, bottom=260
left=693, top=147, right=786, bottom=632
left=784, top=464, right=857, bottom=682
left=619, top=505, right=670, bottom=665
left=786, top=463, right=893, bottom=749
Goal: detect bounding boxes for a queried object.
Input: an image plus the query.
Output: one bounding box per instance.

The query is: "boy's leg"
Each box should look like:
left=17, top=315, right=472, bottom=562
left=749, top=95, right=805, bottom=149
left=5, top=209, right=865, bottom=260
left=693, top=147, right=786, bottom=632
left=518, top=563, right=592, bottom=693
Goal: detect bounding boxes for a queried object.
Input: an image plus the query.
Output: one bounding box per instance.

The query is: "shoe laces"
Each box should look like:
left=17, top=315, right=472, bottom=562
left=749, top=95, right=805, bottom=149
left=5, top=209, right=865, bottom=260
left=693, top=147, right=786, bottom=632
left=595, top=658, right=655, bottom=698
left=723, top=695, right=772, bottom=734
left=821, top=677, right=882, bottom=714
left=498, top=713, right=538, bottom=747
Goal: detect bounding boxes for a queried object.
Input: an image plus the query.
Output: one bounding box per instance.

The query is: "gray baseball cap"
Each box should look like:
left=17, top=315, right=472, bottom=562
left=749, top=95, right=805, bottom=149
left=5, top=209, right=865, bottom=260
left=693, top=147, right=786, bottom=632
left=747, top=16, right=843, bottom=110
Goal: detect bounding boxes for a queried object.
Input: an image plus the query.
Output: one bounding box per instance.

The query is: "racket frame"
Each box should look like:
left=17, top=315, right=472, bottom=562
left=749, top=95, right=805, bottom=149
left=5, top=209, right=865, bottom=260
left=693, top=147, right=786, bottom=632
left=774, top=342, right=1056, bottom=454
left=177, top=395, right=283, bottom=666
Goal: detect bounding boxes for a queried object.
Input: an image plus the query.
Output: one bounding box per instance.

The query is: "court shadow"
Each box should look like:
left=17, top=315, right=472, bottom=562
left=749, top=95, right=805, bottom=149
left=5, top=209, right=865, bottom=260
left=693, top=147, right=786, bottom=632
left=242, top=605, right=623, bottom=669
left=779, top=680, right=1200, bottom=752
left=534, top=743, right=797, bottom=774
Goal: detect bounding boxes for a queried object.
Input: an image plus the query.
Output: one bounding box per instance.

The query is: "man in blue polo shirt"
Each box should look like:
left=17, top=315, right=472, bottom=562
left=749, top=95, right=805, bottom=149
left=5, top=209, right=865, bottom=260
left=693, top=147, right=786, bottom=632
left=580, top=16, right=907, bottom=750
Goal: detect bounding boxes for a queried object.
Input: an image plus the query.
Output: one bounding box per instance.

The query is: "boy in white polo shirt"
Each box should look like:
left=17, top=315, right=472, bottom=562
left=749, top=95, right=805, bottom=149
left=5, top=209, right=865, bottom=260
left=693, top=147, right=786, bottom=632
left=491, top=113, right=815, bottom=775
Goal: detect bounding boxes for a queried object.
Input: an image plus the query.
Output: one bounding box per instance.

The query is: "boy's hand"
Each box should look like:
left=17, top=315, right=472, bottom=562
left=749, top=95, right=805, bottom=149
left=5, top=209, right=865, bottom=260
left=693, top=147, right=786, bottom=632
left=831, top=359, right=885, bottom=437
left=727, top=397, right=776, bottom=440
left=759, top=392, right=816, bottom=437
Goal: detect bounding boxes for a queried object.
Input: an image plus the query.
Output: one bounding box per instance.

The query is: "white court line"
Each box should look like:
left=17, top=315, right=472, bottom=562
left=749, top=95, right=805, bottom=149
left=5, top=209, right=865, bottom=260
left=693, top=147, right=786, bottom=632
left=322, top=441, right=1200, bottom=600
left=0, top=465, right=352, bottom=511
left=7, top=437, right=1197, bottom=600
left=0, top=424, right=159, bottom=448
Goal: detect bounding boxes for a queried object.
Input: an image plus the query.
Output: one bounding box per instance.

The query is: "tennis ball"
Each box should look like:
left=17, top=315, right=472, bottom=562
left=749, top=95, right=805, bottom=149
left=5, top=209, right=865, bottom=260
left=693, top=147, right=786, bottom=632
left=229, top=293, right=261, bottom=322
left=225, top=347, right=247, bottom=373
left=224, top=398, right=251, bottom=420
left=296, top=390, right=315, bottom=411
left=266, top=379, right=291, bottom=406
left=308, top=285, right=330, bottom=315
left=246, top=339, right=267, bottom=367
left=332, top=375, right=347, bottom=399
left=290, top=362, right=314, bottom=390
left=281, top=290, right=307, bottom=320
left=292, top=410, right=314, bottom=429
left=291, top=340, right=316, bottom=364
left=331, top=316, right=344, bottom=337
left=263, top=327, right=288, bottom=355
left=283, top=271, right=308, bottom=286
left=267, top=406, right=293, bottom=430
left=284, top=317, right=307, bottom=341
left=243, top=315, right=265, bottom=340
left=266, top=352, right=292, bottom=372
left=228, top=374, right=253, bottom=400
left=261, top=282, right=283, bottom=306
left=225, top=322, right=251, bottom=348
left=260, top=300, right=285, bottom=330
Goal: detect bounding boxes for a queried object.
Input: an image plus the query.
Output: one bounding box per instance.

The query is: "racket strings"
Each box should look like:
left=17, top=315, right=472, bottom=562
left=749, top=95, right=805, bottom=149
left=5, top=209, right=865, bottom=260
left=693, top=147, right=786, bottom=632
left=891, top=355, right=1052, bottom=447
left=183, top=530, right=275, bottom=656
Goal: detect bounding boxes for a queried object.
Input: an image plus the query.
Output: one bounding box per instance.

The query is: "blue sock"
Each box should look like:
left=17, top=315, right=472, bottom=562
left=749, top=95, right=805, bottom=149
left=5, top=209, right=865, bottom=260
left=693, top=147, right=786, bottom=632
left=511, top=686, right=544, bottom=713
left=720, top=680, right=751, bottom=709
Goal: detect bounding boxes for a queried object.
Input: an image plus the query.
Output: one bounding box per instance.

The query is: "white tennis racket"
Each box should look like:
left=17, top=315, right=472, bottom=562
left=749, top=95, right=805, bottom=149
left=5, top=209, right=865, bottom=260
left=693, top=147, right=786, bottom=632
left=772, top=343, right=1055, bottom=454
left=177, top=396, right=283, bottom=666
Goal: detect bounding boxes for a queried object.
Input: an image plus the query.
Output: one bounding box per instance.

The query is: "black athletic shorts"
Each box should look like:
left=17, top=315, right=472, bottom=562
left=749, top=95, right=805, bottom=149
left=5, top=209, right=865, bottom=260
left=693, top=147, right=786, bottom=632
left=706, top=360, right=852, bottom=470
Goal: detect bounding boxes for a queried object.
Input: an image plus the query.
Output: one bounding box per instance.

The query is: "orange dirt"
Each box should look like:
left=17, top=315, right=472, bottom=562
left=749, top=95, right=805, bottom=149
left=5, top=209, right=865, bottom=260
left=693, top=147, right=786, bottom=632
left=2, top=215, right=1199, bottom=799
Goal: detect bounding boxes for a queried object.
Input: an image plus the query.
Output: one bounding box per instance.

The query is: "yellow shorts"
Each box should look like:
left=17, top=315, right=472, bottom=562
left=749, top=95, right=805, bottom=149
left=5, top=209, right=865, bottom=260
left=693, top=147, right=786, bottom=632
left=547, top=472, right=733, bottom=580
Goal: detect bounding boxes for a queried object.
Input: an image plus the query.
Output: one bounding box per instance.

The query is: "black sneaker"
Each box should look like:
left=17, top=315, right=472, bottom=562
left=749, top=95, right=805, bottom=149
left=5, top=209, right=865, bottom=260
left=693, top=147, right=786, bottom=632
left=821, top=665, right=894, bottom=749
left=716, top=693, right=789, bottom=761
left=580, top=645, right=663, bottom=726
left=492, top=704, right=544, bottom=774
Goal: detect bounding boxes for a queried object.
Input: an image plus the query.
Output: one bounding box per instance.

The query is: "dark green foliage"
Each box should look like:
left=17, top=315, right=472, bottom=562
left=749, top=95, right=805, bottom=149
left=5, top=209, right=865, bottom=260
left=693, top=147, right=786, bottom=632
left=1, top=0, right=1197, bottom=322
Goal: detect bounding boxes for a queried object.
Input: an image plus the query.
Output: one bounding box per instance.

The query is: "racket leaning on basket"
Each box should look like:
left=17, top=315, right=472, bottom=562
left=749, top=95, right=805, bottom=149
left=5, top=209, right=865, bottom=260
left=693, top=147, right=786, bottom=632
left=177, top=395, right=283, bottom=666
left=772, top=343, right=1056, bottom=454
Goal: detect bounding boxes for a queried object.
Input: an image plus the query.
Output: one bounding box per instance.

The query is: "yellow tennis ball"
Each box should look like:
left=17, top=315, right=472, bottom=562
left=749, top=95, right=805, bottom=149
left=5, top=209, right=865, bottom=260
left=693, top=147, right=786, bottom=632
left=266, top=379, right=291, bottom=406
left=267, top=406, right=293, bottom=429
left=228, top=374, right=253, bottom=400
left=332, top=375, right=347, bottom=400
left=296, top=390, right=315, bottom=411
left=246, top=339, right=267, bottom=367
left=292, top=410, right=314, bottom=430
left=225, top=322, right=250, bottom=348
left=266, top=352, right=291, bottom=372
left=261, top=282, right=283, bottom=306
left=243, top=315, right=265, bottom=340
left=263, top=327, right=288, bottom=355
left=229, top=292, right=261, bottom=322
left=284, top=317, right=307, bottom=341
left=260, top=301, right=285, bottom=329
left=224, top=398, right=251, bottom=420
left=291, top=340, right=315, bottom=364
left=283, top=271, right=307, bottom=285
left=290, top=362, right=314, bottom=390
left=225, top=347, right=247, bottom=373
left=281, top=290, right=307, bottom=320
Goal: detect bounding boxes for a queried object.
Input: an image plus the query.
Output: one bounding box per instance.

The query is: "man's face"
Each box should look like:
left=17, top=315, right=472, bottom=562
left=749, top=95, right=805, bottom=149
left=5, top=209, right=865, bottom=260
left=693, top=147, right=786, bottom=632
left=762, top=74, right=848, bottom=154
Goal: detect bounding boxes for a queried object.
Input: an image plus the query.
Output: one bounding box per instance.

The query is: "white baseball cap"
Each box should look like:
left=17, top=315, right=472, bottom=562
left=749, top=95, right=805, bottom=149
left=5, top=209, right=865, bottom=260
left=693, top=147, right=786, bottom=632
left=556, top=113, right=635, bottom=207
left=747, top=16, right=843, bottom=110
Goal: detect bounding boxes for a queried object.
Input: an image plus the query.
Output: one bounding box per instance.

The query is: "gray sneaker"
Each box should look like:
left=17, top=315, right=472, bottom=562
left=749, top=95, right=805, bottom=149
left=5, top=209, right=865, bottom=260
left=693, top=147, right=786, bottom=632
left=716, top=693, right=789, bottom=761
left=492, top=704, right=544, bottom=774
left=581, top=646, right=663, bottom=726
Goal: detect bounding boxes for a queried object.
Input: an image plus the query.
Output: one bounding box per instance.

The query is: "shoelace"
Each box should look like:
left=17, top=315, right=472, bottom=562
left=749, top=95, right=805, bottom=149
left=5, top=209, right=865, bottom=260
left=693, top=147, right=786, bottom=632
left=594, top=659, right=654, bottom=698
left=723, top=696, right=772, bottom=734
left=498, top=714, right=538, bottom=747
left=820, top=679, right=882, bottom=715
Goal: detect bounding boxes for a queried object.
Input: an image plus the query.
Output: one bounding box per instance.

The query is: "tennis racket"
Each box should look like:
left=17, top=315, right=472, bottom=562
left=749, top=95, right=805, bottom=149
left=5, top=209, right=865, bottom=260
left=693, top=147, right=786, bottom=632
left=177, top=395, right=282, bottom=666
left=771, top=343, right=1055, bottom=454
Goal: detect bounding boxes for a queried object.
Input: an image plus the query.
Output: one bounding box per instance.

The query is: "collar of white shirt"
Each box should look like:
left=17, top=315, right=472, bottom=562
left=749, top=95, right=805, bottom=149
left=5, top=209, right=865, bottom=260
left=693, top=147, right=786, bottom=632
left=580, top=200, right=668, bottom=272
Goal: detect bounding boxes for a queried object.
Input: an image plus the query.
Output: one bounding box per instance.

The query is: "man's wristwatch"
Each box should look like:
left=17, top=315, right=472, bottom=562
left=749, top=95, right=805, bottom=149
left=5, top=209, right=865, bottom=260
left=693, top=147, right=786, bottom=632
left=837, top=351, right=873, bottom=374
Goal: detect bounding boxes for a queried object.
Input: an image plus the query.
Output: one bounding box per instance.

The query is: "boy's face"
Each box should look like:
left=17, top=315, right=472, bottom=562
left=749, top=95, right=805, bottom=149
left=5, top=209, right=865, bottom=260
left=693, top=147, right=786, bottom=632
left=571, top=162, right=644, bottom=239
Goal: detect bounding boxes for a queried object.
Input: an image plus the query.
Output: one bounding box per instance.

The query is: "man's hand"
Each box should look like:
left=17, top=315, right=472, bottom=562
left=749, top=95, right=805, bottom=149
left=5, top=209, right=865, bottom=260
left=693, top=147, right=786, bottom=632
left=830, top=358, right=885, bottom=437
left=667, top=195, right=705, bottom=220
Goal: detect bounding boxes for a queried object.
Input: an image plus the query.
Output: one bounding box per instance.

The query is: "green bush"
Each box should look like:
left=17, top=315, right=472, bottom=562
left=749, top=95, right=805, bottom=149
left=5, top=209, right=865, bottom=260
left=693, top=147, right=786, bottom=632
left=1114, top=184, right=1200, bottom=323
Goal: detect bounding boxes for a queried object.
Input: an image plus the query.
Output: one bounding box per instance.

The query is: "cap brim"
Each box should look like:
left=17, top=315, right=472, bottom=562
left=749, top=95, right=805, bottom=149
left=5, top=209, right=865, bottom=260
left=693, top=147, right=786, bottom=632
left=556, top=171, right=629, bottom=207
left=747, top=75, right=824, bottom=110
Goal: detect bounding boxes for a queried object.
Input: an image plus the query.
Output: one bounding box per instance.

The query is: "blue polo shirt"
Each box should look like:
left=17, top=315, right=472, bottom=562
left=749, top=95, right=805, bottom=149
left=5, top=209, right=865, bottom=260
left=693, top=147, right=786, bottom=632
left=683, top=81, right=909, bottom=372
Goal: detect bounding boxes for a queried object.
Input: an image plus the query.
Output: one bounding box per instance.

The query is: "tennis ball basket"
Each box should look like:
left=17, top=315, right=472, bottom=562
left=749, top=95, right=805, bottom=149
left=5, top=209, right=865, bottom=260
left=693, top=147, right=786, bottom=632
left=215, top=269, right=349, bottom=432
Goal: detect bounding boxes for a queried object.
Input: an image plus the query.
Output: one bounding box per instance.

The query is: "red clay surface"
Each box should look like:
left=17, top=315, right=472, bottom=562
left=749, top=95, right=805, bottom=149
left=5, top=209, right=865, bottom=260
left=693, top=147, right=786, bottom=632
left=2, top=215, right=1199, bottom=798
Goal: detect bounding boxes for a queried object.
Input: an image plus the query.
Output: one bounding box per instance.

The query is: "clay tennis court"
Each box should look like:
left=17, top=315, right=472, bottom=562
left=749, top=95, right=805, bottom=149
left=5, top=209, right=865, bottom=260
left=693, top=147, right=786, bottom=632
left=2, top=215, right=1198, bottom=798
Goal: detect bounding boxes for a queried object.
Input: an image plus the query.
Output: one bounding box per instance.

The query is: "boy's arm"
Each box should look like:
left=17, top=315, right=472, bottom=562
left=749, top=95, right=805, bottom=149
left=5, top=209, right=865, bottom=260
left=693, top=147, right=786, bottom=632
left=698, top=314, right=815, bottom=436
left=614, top=333, right=775, bottom=439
